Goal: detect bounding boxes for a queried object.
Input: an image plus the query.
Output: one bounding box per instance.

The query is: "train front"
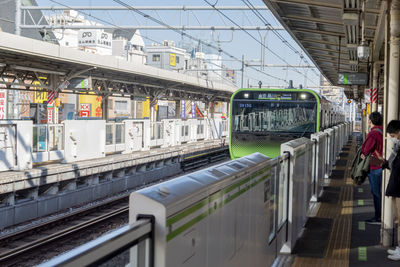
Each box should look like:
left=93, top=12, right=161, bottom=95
left=229, top=89, right=320, bottom=159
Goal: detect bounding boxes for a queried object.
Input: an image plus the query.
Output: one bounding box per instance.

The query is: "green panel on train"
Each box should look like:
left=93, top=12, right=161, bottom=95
left=229, top=88, right=322, bottom=159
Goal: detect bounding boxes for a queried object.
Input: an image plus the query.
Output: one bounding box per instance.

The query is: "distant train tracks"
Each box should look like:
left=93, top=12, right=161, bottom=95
left=0, top=147, right=229, bottom=266
left=0, top=197, right=129, bottom=266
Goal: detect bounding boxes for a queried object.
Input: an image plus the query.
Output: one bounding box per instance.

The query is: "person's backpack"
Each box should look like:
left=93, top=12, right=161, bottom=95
left=350, top=147, right=371, bottom=185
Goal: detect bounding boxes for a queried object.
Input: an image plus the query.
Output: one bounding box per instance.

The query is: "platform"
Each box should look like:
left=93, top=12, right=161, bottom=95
left=291, top=134, right=398, bottom=266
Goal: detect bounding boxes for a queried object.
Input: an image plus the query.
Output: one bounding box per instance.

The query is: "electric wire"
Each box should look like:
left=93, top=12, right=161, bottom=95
left=241, top=0, right=319, bottom=77
left=203, top=0, right=318, bottom=86
left=111, top=0, right=288, bottom=84
left=48, top=0, right=287, bottom=85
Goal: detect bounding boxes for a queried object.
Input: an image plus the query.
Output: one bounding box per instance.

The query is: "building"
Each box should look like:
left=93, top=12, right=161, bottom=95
left=146, top=40, right=189, bottom=72
left=112, top=29, right=146, bottom=64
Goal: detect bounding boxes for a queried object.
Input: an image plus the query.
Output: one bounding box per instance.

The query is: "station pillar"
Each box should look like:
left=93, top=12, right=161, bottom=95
left=372, top=62, right=380, bottom=112
left=382, top=0, right=400, bottom=247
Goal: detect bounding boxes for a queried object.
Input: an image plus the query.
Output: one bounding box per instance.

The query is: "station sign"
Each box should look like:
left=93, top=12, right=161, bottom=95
left=69, top=77, right=92, bottom=89
left=338, top=73, right=368, bottom=85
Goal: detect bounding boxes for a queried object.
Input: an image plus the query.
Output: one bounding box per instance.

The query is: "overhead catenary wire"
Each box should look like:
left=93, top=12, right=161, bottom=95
left=241, top=0, right=319, bottom=77
left=48, top=0, right=162, bottom=45
left=48, top=0, right=287, bottom=85
left=111, top=0, right=288, bottom=84
left=203, top=0, right=318, bottom=87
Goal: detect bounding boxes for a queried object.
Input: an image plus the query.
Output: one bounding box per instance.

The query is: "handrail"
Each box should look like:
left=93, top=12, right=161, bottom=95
left=39, top=219, right=153, bottom=267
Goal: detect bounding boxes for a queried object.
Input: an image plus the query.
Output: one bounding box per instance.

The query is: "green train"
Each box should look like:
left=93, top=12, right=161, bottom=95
left=229, top=88, right=344, bottom=159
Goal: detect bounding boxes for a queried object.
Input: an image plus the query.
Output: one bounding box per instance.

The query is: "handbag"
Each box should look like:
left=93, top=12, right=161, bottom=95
left=370, top=149, right=385, bottom=167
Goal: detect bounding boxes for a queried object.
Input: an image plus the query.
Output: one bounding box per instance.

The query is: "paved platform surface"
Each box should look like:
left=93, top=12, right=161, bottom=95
left=291, top=133, right=399, bottom=266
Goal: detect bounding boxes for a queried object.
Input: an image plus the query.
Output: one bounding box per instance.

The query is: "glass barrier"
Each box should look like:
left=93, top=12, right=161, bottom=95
left=33, top=125, right=47, bottom=152
left=268, top=164, right=278, bottom=243
left=106, top=124, right=114, bottom=145
left=33, top=124, right=64, bottom=152
left=48, top=125, right=64, bottom=151
left=151, top=122, right=163, bottom=140
left=157, top=123, right=163, bottom=139
left=278, top=156, right=289, bottom=229
left=115, top=124, right=125, bottom=144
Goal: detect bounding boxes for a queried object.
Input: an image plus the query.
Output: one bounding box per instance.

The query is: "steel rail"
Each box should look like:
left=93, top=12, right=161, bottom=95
left=0, top=206, right=128, bottom=263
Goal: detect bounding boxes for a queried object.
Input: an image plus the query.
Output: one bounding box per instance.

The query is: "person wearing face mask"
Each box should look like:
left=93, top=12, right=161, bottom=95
left=361, top=111, right=384, bottom=224
left=385, top=120, right=400, bottom=261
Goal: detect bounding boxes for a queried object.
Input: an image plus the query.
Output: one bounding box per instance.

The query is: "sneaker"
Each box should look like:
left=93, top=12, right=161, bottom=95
left=365, top=217, right=381, bottom=224
left=388, top=253, right=400, bottom=261
left=388, top=247, right=400, bottom=255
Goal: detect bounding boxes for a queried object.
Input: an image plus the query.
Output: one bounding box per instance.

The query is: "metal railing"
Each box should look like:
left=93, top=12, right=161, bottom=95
left=39, top=218, right=154, bottom=267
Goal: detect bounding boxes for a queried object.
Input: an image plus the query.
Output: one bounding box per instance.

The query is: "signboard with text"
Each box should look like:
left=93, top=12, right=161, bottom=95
left=338, top=73, right=368, bottom=85
left=80, top=103, right=91, bottom=117
left=0, top=89, right=6, bottom=119
left=47, top=106, right=53, bottom=123
left=170, top=53, right=176, bottom=67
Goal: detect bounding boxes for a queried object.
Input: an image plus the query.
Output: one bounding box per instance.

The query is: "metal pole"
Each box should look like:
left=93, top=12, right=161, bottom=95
left=382, top=0, right=400, bottom=247
left=15, top=0, right=21, bottom=35
left=337, top=36, right=341, bottom=73
left=241, top=55, right=245, bottom=88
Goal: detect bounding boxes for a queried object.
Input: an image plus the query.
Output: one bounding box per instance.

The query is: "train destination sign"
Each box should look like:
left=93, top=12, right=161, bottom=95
left=338, top=73, right=368, bottom=85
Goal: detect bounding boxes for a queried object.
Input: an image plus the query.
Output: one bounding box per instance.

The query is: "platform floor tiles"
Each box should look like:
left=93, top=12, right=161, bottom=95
left=291, top=135, right=399, bottom=267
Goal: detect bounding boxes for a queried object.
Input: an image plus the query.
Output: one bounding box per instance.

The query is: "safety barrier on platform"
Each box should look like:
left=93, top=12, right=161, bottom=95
left=0, top=118, right=228, bottom=171
left=43, top=122, right=353, bottom=266
left=38, top=218, right=154, bottom=267
left=311, top=131, right=327, bottom=202
left=0, top=120, right=32, bottom=171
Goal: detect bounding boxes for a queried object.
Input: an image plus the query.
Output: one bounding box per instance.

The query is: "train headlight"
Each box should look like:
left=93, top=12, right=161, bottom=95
left=244, top=93, right=249, bottom=98
left=300, top=93, right=307, bottom=100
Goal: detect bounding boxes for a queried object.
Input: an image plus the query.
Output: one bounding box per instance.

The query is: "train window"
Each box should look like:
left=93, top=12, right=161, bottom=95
left=232, top=96, right=317, bottom=133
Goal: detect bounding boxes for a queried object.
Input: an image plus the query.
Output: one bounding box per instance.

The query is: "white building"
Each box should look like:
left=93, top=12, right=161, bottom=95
left=146, top=40, right=189, bottom=72
left=112, top=29, right=146, bottom=64
left=46, top=10, right=145, bottom=60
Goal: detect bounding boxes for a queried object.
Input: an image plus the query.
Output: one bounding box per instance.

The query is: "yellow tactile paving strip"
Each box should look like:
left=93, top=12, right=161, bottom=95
left=292, top=138, right=357, bottom=267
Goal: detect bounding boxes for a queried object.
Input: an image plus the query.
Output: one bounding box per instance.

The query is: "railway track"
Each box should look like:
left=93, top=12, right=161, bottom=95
left=0, top=147, right=230, bottom=266
left=0, top=197, right=129, bottom=266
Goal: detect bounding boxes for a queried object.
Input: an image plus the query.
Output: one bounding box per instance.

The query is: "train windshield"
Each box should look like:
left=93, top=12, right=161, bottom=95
left=232, top=91, right=318, bottom=134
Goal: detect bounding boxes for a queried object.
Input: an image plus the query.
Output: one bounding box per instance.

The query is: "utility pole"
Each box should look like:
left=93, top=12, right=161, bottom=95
left=15, top=0, right=21, bottom=35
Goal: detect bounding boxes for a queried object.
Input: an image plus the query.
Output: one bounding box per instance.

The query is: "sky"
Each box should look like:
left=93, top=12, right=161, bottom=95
left=35, top=0, right=322, bottom=89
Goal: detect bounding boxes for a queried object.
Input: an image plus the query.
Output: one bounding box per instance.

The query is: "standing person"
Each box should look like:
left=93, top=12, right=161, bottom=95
left=385, top=120, right=400, bottom=261
left=361, top=111, right=384, bottom=224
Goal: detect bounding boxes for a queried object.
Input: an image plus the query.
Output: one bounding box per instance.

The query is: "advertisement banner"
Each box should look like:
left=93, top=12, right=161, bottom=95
left=0, top=89, right=7, bottom=119
left=170, top=53, right=176, bottom=66
left=180, top=100, right=185, bottom=119
left=191, top=101, right=196, bottom=118
left=80, top=103, right=91, bottom=117
left=47, top=106, right=53, bottom=123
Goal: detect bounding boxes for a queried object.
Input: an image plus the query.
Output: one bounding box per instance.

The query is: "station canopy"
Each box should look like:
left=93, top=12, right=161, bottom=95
left=264, top=0, right=383, bottom=99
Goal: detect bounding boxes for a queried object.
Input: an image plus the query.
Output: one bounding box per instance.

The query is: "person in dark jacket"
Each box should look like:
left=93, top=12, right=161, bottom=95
left=361, top=112, right=383, bottom=223
left=385, top=120, right=400, bottom=261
